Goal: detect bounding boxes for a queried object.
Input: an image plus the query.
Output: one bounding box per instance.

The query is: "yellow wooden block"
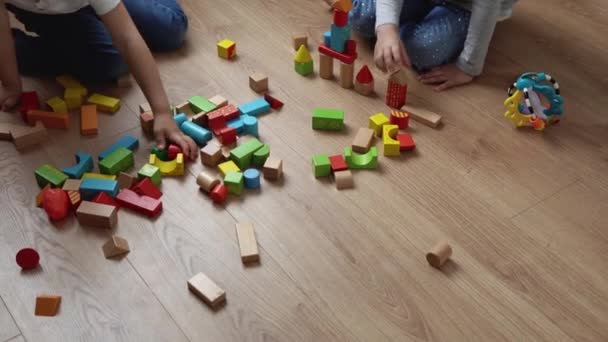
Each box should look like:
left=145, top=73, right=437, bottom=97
left=217, top=160, right=240, bottom=178
left=369, top=112, right=390, bottom=137
left=382, top=124, right=400, bottom=157
left=65, top=88, right=83, bottom=110
left=46, top=97, right=68, bottom=113
left=217, top=39, right=236, bottom=59
left=82, top=172, right=117, bottom=180
left=149, top=153, right=184, bottom=176
left=56, top=75, right=88, bottom=97
left=88, top=93, right=121, bottom=113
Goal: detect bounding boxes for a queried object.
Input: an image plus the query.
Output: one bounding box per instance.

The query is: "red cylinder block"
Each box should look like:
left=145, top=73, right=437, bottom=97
left=333, top=9, right=348, bottom=27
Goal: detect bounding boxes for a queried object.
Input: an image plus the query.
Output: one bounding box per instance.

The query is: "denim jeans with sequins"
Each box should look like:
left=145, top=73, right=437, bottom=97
left=349, top=0, right=471, bottom=72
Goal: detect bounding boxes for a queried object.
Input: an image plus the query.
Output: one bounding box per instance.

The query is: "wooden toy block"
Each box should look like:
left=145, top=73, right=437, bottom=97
left=236, top=222, right=259, bottom=263
left=76, top=201, right=117, bottom=229
left=36, top=184, right=51, bottom=207
left=312, top=108, right=344, bottom=131
left=26, top=110, right=69, bottom=129
left=382, top=125, right=400, bottom=157
left=351, top=127, right=374, bottom=153
left=369, top=112, right=390, bottom=137
left=137, top=164, right=162, bottom=186
left=191, top=112, right=208, bottom=127
left=262, top=157, right=283, bottom=181
left=295, top=61, right=314, bottom=76
left=339, top=61, right=354, bottom=88
left=117, top=172, right=136, bottom=189
left=210, top=183, right=228, bottom=204
left=16, top=248, right=40, bottom=270
left=35, top=295, right=61, bottom=316
left=208, top=95, right=228, bottom=109
left=140, top=112, right=154, bottom=136
left=242, top=115, right=258, bottom=137
left=344, top=146, right=378, bottom=169
left=333, top=9, right=348, bottom=26
left=229, top=138, right=264, bottom=169
left=401, top=104, right=442, bottom=128
left=0, top=122, right=11, bottom=140
left=139, top=102, right=152, bottom=113
left=196, top=171, right=220, bottom=193
left=99, top=147, right=134, bottom=175
left=354, top=65, right=374, bottom=96
left=149, top=153, right=184, bottom=176
left=175, top=101, right=195, bottom=117
left=189, top=96, right=217, bottom=114
left=426, top=241, right=452, bottom=268
left=312, top=154, right=331, bottom=178
left=238, top=98, right=271, bottom=117
left=62, top=152, right=93, bottom=179
left=292, top=33, right=307, bottom=50
left=264, top=93, right=284, bottom=110
left=62, top=179, right=82, bottom=192
left=221, top=144, right=234, bottom=160
left=224, top=171, right=244, bottom=195
left=155, top=145, right=174, bottom=161
left=87, top=93, right=120, bottom=113
left=319, top=52, right=334, bottom=80
left=386, top=69, right=408, bottom=108
left=207, top=111, right=227, bottom=133
left=181, top=121, right=212, bottom=145
left=330, top=0, right=353, bottom=12
left=82, top=173, right=116, bottom=180
left=243, top=168, right=261, bottom=189
left=329, top=155, right=348, bottom=172
left=217, top=39, right=236, bottom=59
left=294, top=45, right=314, bottom=76
left=78, top=104, right=98, bottom=136
left=218, top=126, right=237, bottom=145
left=228, top=117, right=244, bottom=133
left=252, top=144, right=270, bottom=167
left=35, top=164, right=68, bottom=188
left=42, top=189, right=70, bottom=221
left=167, top=144, right=182, bottom=160
left=188, top=272, right=226, bottom=308
left=390, top=109, right=409, bottom=129
left=56, top=75, right=87, bottom=95
left=218, top=160, right=241, bottom=178
left=19, top=91, right=40, bottom=118
left=102, top=236, right=130, bottom=258
left=334, top=170, right=354, bottom=190
left=46, top=97, right=68, bottom=113
left=249, top=73, right=269, bottom=93
left=64, top=88, right=83, bottom=110
left=200, top=143, right=224, bottom=167
left=397, top=133, right=416, bottom=151
left=132, top=178, right=162, bottom=199
left=330, top=23, right=351, bottom=53
left=207, top=104, right=239, bottom=122
left=295, top=44, right=313, bottom=63
left=79, top=178, right=119, bottom=200
left=98, top=135, right=139, bottom=160
left=10, top=121, right=48, bottom=151
left=67, top=190, right=82, bottom=209
left=92, top=192, right=120, bottom=208
left=116, top=189, right=162, bottom=217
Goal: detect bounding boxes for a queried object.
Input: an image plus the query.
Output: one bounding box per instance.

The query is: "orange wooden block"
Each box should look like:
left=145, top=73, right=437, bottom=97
left=80, top=105, right=98, bottom=136
left=35, top=295, right=61, bottom=316
left=26, top=110, right=69, bottom=129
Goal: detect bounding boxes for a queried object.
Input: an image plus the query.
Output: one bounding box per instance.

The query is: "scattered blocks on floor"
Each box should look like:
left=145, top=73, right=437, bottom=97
left=26, top=110, right=69, bottom=129
left=217, top=39, right=236, bottom=60
left=98, top=135, right=139, bottom=160
left=382, top=125, right=400, bottom=157
left=35, top=164, right=68, bottom=188
left=401, top=104, right=442, bottom=128
left=76, top=201, right=117, bottom=229
left=79, top=178, right=119, bottom=200
left=80, top=104, right=98, bottom=136
left=88, top=93, right=120, bottom=113
left=235, top=222, right=259, bottom=263
left=224, top=171, right=244, bottom=195
left=262, top=157, right=283, bottom=181
left=188, top=272, right=226, bottom=309
left=116, top=189, right=162, bottom=217
left=243, top=168, right=261, bottom=189
left=196, top=171, right=220, bottom=193
left=99, top=147, right=134, bottom=175
left=46, top=97, right=68, bottom=113
left=351, top=127, right=374, bottom=153
left=329, top=155, right=348, bottom=172
left=210, top=183, right=228, bottom=204
left=149, top=153, right=184, bottom=176
left=102, top=236, right=130, bottom=258
left=218, top=160, right=241, bottom=178
left=369, top=112, right=390, bottom=136
left=397, top=133, right=416, bottom=151
left=200, top=143, right=224, bottom=167
left=426, top=241, right=452, bottom=269
left=132, top=178, right=163, bottom=199
left=292, top=33, right=307, bottom=51
left=344, top=146, right=378, bottom=169
left=35, top=295, right=61, bottom=317
left=249, top=73, right=269, bottom=93
left=312, top=108, right=344, bottom=131
left=312, top=154, right=331, bottom=178
left=238, top=98, right=270, bottom=117
left=334, top=170, right=354, bottom=190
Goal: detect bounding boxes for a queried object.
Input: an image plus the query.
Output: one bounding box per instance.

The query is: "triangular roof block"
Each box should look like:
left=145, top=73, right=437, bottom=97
left=295, top=45, right=313, bottom=63
left=356, top=65, right=374, bottom=83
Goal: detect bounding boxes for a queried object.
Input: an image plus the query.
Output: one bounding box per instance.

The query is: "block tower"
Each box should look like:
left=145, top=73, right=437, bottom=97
left=318, top=0, right=358, bottom=89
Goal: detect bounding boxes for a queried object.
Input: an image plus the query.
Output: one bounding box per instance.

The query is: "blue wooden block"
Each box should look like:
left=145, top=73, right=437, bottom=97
left=238, top=98, right=270, bottom=117
left=180, top=121, right=212, bottom=145
left=324, top=31, right=331, bottom=46
left=242, top=115, right=258, bottom=137
left=174, top=113, right=188, bottom=126
left=98, top=135, right=139, bottom=160
left=62, top=152, right=94, bottom=179
left=243, top=168, right=260, bottom=189
left=330, top=23, right=351, bottom=53
left=228, top=117, right=244, bottom=134
left=79, top=178, right=119, bottom=200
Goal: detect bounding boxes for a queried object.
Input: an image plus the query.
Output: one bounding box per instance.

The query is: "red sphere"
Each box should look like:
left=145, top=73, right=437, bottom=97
left=16, top=248, right=40, bottom=270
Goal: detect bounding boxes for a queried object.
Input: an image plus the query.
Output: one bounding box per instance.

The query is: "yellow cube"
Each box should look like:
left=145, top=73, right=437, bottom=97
left=217, top=160, right=240, bottom=178
left=65, top=88, right=83, bottom=110
left=88, top=93, right=121, bottom=113
left=217, top=39, right=236, bottom=59
left=382, top=125, right=400, bottom=157
left=369, top=112, right=390, bottom=137
left=46, top=97, right=68, bottom=113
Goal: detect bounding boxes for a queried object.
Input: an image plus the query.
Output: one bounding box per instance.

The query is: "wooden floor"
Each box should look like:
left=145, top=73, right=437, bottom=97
left=2, top=0, right=608, bottom=341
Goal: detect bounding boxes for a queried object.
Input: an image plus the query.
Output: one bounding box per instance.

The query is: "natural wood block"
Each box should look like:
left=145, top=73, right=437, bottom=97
left=426, top=241, right=452, bottom=268
left=102, top=236, right=130, bottom=258
left=35, top=295, right=61, bottom=316
left=175, top=101, right=195, bottom=117
left=262, top=157, right=283, bottom=181
left=80, top=104, right=98, bottom=136
left=352, top=127, right=374, bottom=153
left=236, top=222, right=260, bottom=264
left=292, top=33, right=308, bottom=50
left=200, top=143, right=224, bottom=167
left=334, top=170, right=354, bottom=190
left=11, top=121, right=48, bottom=151
left=208, top=95, right=228, bottom=108
left=319, top=53, right=334, bottom=79
left=249, top=72, right=269, bottom=93
left=117, top=172, right=136, bottom=189
left=401, top=104, right=442, bottom=128
left=140, top=112, right=154, bottom=136
left=62, top=179, right=81, bottom=192
left=187, top=272, right=226, bottom=308
left=339, top=62, right=354, bottom=88
left=76, top=201, right=117, bottom=229
left=196, top=171, right=221, bottom=193
left=354, top=81, right=373, bottom=96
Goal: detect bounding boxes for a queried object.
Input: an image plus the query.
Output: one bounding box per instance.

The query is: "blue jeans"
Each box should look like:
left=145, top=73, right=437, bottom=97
left=349, top=0, right=470, bottom=72
left=6, top=0, right=188, bottom=81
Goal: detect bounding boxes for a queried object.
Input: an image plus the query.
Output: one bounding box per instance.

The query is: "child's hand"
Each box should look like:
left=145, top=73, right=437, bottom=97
left=418, top=64, right=473, bottom=91
left=0, top=84, right=22, bottom=111
left=374, top=24, right=410, bottom=73
left=153, top=113, right=198, bottom=161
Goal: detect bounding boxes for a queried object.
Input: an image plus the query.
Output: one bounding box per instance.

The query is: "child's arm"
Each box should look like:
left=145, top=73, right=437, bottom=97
left=0, top=1, right=23, bottom=111
left=375, top=0, right=410, bottom=72
left=100, top=3, right=198, bottom=160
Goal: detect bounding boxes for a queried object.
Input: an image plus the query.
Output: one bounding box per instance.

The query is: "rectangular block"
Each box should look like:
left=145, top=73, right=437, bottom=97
left=175, top=101, right=195, bottom=117
left=62, top=179, right=82, bottom=192
left=229, top=138, right=264, bottom=169
left=46, top=97, right=68, bottom=113
left=249, top=73, right=268, bottom=93
left=116, top=189, right=162, bottom=217
left=312, top=154, right=331, bottom=178
left=236, top=222, right=259, bottom=263
left=312, top=108, right=344, bottom=131
left=238, top=98, right=270, bottom=117
left=99, top=147, right=134, bottom=175
left=330, top=23, right=351, bottom=53
left=64, top=88, right=83, bottom=110
left=339, top=62, right=354, bottom=89
left=98, top=135, right=139, bottom=160
left=319, top=53, right=334, bottom=79
left=79, top=178, right=119, bottom=200
left=117, top=172, right=136, bottom=189
left=80, top=104, right=98, bottom=136
left=82, top=173, right=116, bottom=180
left=369, top=113, right=390, bottom=136
left=227, top=117, right=244, bottom=133
left=329, top=155, right=348, bottom=172
left=188, top=272, right=226, bottom=308
left=35, top=164, right=68, bottom=188
left=401, top=104, right=442, bottom=128
left=208, top=95, right=228, bottom=108
left=88, top=93, right=120, bottom=113
left=26, top=110, right=69, bottom=129
left=35, top=295, right=61, bottom=317
left=217, top=160, right=241, bottom=178
left=352, top=127, right=374, bottom=153
left=189, top=96, right=217, bottom=114
left=76, top=201, right=117, bottom=229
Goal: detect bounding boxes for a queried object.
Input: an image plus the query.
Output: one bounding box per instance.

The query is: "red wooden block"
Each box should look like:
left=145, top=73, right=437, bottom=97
left=390, top=110, right=410, bottom=129
left=16, top=248, right=40, bottom=270
left=329, top=155, right=348, bottom=172
left=333, top=9, right=348, bottom=26
left=93, top=192, right=120, bottom=208
left=356, top=65, right=373, bottom=84
left=167, top=144, right=182, bottom=160
left=218, top=127, right=237, bottom=145
left=210, top=183, right=227, bottom=204
left=345, top=40, right=357, bottom=55
left=264, top=93, right=284, bottom=110
left=19, top=91, right=40, bottom=120
left=319, top=43, right=357, bottom=64
left=207, top=104, right=239, bottom=122
left=42, top=189, right=70, bottom=221
left=116, top=189, right=163, bottom=217
left=132, top=178, right=162, bottom=199
left=207, top=111, right=226, bottom=133
left=397, top=133, right=416, bottom=151
left=386, top=80, right=407, bottom=108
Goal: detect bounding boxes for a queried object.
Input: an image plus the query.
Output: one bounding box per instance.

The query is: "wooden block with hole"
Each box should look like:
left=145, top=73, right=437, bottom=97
left=236, top=222, right=259, bottom=264
left=102, top=235, right=130, bottom=258
left=351, top=127, right=374, bottom=153
left=401, top=104, right=442, bottom=128
left=80, top=104, right=98, bottom=136
left=188, top=272, right=226, bottom=308
left=35, top=295, right=61, bottom=316
left=76, top=201, right=117, bottom=229
left=249, top=73, right=269, bottom=93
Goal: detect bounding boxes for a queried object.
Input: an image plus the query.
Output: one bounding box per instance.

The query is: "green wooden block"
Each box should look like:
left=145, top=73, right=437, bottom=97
left=224, top=171, right=244, bottom=195
left=230, top=138, right=264, bottom=170
left=252, top=144, right=270, bottom=167
left=138, top=164, right=162, bottom=186
left=151, top=147, right=169, bottom=161
left=189, top=96, right=217, bottom=114
left=312, top=154, right=331, bottom=178
left=99, top=147, right=134, bottom=175
left=295, top=61, right=313, bottom=76
left=344, top=146, right=378, bottom=169
left=35, top=164, right=68, bottom=188
left=312, top=108, right=345, bottom=131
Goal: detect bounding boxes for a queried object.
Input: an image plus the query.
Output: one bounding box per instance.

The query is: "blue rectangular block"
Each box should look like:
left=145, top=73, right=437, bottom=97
left=62, top=152, right=94, bottom=179
left=98, top=135, right=139, bottom=160
left=324, top=31, right=331, bottom=46
left=238, top=98, right=270, bottom=117
left=330, top=23, right=351, bottom=53
left=79, top=178, right=119, bottom=200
